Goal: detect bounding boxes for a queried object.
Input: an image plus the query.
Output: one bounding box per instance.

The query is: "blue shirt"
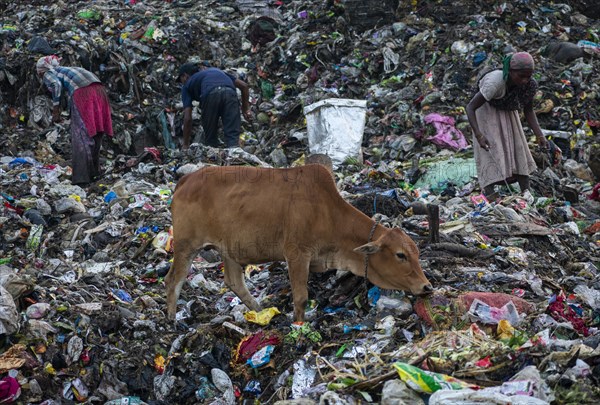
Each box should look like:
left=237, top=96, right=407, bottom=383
left=43, top=67, right=101, bottom=106
left=181, top=68, right=237, bottom=108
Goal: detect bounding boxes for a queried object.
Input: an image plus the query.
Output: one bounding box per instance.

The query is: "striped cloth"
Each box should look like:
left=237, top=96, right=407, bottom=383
left=43, top=67, right=100, bottom=106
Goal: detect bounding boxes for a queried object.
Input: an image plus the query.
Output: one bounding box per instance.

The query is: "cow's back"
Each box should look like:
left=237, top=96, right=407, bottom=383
left=171, top=164, right=343, bottom=261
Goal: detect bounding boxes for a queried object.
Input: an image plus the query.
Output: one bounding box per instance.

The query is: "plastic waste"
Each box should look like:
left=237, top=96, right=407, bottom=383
left=195, top=377, right=217, bottom=401
left=429, top=388, right=550, bottom=404
left=0, top=286, right=19, bottom=334
left=26, top=224, right=43, bottom=251
left=424, top=113, right=469, bottom=151
left=506, top=246, right=529, bottom=267
left=573, top=285, right=600, bottom=309
left=27, top=36, right=56, bottom=55
left=211, top=368, right=236, bottom=404
left=26, top=302, right=50, bottom=319
left=284, top=323, right=322, bottom=344
left=244, top=307, right=281, bottom=325
left=304, top=99, right=367, bottom=168
left=24, top=209, right=47, bottom=226
left=104, top=191, right=118, bottom=203
left=342, top=324, right=368, bottom=333
left=244, top=380, right=261, bottom=396
left=381, top=379, right=425, bottom=405
left=467, top=298, right=522, bottom=325
left=0, top=372, right=21, bottom=404
left=291, top=358, right=316, bottom=399
left=393, top=362, right=478, bottom=393
left=77, top=9, right=101, bottom=20
left=247, top=345, right=274, bottom=368
left=508, top=366, right=555, bottom=402
left=104, top=397, right=148, bottom=405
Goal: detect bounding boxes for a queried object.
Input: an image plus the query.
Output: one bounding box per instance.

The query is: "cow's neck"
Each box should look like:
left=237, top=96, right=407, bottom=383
left=328, top=207, right=382, bottom=274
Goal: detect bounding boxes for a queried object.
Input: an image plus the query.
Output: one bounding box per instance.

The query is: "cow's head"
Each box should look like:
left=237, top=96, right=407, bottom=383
left=354, top=228, right=433, bottom=296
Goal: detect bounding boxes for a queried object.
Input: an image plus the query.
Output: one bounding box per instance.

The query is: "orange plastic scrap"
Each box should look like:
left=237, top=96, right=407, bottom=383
left=584, top=221, right=600, bottom=235
left=154, top=354, right=166, bottom=374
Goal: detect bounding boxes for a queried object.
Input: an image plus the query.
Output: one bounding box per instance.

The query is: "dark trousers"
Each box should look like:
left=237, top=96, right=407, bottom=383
left=200, top=87, right=241, bottom=148
left=72, top=133, right=103, bottom=185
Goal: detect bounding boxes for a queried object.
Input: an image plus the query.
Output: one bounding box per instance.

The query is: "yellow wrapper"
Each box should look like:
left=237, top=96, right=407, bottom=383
left=497, top=319, right=515, bottom=339
left=244, top=307, right=281, bottom=325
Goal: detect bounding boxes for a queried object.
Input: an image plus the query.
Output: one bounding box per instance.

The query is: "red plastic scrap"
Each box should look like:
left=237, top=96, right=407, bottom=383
left=584, top=221, right=600, bottom=235
left=547, top=291, right=590, bottom=336
left=475, top=356, right=493, bottom=368
left=235, top=330, right=280, bottom=363
left=3, top=201, right=24, bottom=216
left=143, top=147, right=162, bottom=163
left=589, top=183, right=600, bottom=202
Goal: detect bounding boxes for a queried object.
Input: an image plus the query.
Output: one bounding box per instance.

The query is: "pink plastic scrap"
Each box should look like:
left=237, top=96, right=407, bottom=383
left=424, top=113, right=469, bottom=151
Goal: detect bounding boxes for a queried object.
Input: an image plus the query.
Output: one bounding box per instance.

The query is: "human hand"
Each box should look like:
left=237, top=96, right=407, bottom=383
left=476, top=133, right=491, bottom=151
left=537, top=136, right=549, bottom=150
left=52, top=110, right=62, bottom=123
left=242, top=109, right=252, bottom=122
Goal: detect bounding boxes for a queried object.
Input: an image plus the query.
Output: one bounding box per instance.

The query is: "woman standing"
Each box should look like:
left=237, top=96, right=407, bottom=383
left=466, top=52, right=548, bottom=198
left=36, top=55, right=113, bottom=186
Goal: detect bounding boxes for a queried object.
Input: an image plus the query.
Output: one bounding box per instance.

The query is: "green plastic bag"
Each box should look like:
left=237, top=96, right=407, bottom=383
left=393, top=362, right=478, bottom=394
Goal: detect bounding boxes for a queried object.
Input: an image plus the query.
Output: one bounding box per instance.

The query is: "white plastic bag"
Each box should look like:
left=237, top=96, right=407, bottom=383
left=304, top=99, right=367, bottom=168
left=0, top=286, right=19, bottom=334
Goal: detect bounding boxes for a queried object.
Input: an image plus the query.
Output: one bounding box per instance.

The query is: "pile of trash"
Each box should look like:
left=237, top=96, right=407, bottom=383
left=1, top=0, right=600, bottom=403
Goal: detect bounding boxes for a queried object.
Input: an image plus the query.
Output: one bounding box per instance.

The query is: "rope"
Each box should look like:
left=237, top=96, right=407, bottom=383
left=363, top=219, right=379, bottom=287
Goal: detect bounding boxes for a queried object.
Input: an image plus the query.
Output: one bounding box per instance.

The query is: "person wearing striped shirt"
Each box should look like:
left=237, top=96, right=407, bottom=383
left=36, top=55, right=113, bottom=186
left=42, top=66, right=100, bottom=121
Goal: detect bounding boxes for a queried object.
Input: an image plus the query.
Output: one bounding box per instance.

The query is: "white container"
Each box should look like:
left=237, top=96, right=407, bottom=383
left=303, top=98, right=367, bottom=168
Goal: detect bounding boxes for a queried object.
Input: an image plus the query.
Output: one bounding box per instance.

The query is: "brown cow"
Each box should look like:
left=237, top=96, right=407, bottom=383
left=165, top=164, right=432, bottom=321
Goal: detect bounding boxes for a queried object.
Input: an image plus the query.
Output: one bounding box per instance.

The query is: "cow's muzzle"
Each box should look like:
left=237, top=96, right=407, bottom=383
left=415, top=283, right=434, bottom=296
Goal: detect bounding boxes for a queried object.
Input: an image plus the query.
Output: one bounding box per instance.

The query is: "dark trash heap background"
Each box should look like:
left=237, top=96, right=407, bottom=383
left=1, top=0, right=600, bottom=404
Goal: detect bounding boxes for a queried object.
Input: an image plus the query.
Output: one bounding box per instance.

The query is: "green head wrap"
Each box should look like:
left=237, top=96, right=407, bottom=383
left=502, top=54, right=512, bottom=81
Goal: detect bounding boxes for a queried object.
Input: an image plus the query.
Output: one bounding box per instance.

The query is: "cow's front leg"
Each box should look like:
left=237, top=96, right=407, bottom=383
left=222, top=255, right=260, bottom=312
left=286, top=254, right=311, bottom=322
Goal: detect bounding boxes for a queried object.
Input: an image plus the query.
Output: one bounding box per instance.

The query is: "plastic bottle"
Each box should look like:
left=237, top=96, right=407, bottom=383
left=143, top=20, right=157, bottom=41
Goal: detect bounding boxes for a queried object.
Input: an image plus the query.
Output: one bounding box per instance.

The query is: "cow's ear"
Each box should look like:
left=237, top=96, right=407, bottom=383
left=354, top=242, right=380, bottom=255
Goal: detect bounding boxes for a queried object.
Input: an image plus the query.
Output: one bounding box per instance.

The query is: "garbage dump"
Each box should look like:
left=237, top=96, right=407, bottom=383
left=1, top=0, right=600, bottom=403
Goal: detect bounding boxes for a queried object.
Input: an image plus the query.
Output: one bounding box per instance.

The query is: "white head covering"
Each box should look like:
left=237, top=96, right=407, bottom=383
left=35, top=55, right=61, bottom=75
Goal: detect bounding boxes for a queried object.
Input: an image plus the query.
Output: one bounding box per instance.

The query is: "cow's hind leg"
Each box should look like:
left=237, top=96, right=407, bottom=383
left=165, top=240, right=196, bottom=320
left=222, top=255, right=260, bottom=312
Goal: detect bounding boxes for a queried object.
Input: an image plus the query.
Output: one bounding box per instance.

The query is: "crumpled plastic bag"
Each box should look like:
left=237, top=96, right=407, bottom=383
left=429, top=388, right=550, bottom=405
left=0, top=265, right=34, bottom=301
left=424, top=113, right=469, bottom=151
left=243, top=307, right=281, bottom=325
left=0, top=375, right=21, bottom=403
left=27, top=36, right=56, bottom=55
left=0, top=344, right=27, bottom=373
left=0, top=286, right=19, bottom=335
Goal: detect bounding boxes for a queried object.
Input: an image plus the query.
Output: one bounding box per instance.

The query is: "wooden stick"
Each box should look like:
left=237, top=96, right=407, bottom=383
left=428, top=203, right=440, bottom=244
